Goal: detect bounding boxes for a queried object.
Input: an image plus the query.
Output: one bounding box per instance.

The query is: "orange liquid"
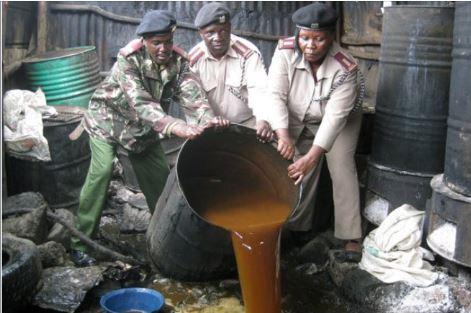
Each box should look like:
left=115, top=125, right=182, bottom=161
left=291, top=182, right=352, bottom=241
left=187, top=179, right=290, bottom=313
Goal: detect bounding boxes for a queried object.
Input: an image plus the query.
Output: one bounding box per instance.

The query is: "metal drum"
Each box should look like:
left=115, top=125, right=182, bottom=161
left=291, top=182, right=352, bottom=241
left=366, top=6, right=454, bottom=219
left=371, top=6, right=453, bottom=172
left=146, top=125, right=300, bottom=281
left=6, top=109, right=91, bottom=208
left=427, top=174, right=471, bottom=267
left=23, top=46, right=101, bottom=108
left=444, top=2, right=471, bottom=197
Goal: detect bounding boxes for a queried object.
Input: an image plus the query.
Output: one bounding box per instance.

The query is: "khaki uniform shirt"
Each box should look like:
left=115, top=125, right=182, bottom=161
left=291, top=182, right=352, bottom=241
left=267, top=40, right=359, bottom=151
left=84, top=39, right=214, bottom=153
left=189, top=34, right=268, bottom=126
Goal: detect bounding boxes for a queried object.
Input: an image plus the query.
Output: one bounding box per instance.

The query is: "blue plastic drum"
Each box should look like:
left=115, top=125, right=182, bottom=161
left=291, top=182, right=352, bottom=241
left=100, top=288, right=164, bottom=313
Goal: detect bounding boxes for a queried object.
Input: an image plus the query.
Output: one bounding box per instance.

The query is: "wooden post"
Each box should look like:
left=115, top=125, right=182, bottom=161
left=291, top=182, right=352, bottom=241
left=37, top=1, right=47, bottom=53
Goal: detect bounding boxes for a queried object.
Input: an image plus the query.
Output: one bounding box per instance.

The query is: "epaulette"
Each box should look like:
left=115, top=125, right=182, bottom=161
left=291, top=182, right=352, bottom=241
left=188, top=46, right=205, bottom=67
left=278, top=37, right=295, bottom=50
left=333, top=51, right=358, bottom=72
left=232, top=40, right=255, bottom=59
left=172, top=45, right=188, bottom=60
left=119, top=39, right=143, bottom=57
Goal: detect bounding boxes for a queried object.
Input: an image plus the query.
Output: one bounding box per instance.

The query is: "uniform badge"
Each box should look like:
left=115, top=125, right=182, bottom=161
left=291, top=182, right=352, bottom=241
left=310, top=23, right=319, bottom=29
left=219, top=15, right=226, bottom=23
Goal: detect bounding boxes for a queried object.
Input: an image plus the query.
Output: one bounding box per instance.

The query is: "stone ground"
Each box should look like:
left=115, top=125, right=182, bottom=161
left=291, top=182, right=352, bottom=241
left=3, top=183, right=471, bottom=313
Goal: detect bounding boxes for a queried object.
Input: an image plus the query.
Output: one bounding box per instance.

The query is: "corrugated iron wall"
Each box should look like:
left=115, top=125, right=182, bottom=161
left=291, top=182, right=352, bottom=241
left=47, top=1, right=308, bottom=71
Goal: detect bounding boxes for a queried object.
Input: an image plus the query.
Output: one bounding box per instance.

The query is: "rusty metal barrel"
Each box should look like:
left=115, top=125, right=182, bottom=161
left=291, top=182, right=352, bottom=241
left=444, top=2, right=471, bottom=197
left=146, top=125, right=300, bottom=281
left=427, top=174, right=471, bottom=267
left=23, top=46, right=101, bottom=108
left=6, top=108, right=91, bottom=208
left=366, top=6, right=454, bottom=215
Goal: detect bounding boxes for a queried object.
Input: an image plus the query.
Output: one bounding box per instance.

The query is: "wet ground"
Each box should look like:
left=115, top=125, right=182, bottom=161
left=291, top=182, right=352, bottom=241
left=19, top=214, right=351, bottom=313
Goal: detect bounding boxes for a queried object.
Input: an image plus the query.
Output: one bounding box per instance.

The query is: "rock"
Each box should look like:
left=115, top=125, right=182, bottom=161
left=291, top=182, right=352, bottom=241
left=442, top=275, right=471, bottom=313
left=115, top=185, right=136, bottom=204
left=328, top=250, right=359, bottom=287
left=341, top=268, right=412, bottom=307
left=390, top=283, right=457, bottom=313
left=341, top=268, right=468, bottom=313
left=118, top=203, right=151, bottom=233
left=47, top=209, right=75, bottom=249
left=3, top=192, right=47, bottom=214
left=128, top=192, right=148, bottom=210
left=38, top=241, right=67, bottom=268
left=33, top=266, right=106, bottom=313
left=2, top=201, right=49, bottom=244
left=297, top=236, right=331, bottom=266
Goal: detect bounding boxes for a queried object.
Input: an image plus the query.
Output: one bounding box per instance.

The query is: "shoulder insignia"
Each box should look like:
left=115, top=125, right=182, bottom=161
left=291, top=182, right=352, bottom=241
left=278, top=37, right=295, bottom=50
left=119, top=39, right=143, bottom=57
left=333, top=52, right=358, bottom=72
left=188, top=46, right=205, bottom=67
left=232, top=40, right=255, bottom=59
left=172, top=45, right=188, bottom=60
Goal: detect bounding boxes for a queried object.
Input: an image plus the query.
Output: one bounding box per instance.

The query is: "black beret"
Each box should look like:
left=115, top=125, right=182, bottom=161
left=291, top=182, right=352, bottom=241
left=292, top=3, right=338, bottom=31
left=136, top=10, right=177, bottom=37
left=195, top=2, right=231, bottom=29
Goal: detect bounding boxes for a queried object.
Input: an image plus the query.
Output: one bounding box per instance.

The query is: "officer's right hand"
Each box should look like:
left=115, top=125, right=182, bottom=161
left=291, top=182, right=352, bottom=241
left=275, top=128, right=295, bottom=160
left=206, top=116, right=230, bottom=129
left=172, top=123, right=204, bottom=140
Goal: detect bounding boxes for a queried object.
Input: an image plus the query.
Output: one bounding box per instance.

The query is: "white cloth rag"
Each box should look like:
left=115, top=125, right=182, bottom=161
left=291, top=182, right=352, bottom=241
left=359, top=204, right=438, bottom=287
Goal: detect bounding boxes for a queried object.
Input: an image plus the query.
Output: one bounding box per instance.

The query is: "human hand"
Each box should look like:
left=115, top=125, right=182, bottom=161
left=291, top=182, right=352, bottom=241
left=171, top=123, right=204, bottom=140
left=287, top=145, right=325, bottom=185
left=287, top=155, right=317, bottom=185
left=275, top=129, right=295, bottom=160
left=206, top=116, right=230, bottom=129
left=256, top=120, right=274, bottom=143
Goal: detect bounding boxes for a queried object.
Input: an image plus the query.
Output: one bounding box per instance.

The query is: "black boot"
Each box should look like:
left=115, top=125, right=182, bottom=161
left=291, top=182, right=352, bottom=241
left=70, top=250, right=97, bottom=267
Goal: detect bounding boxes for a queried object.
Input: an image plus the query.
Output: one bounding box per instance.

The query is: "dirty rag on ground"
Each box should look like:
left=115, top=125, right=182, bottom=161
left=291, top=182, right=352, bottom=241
left=359, top=204, right=438, bottom=287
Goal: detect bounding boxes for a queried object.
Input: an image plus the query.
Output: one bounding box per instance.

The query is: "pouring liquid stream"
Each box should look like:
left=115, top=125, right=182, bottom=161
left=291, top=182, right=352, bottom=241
left=188, top=178, right=291, bottom=313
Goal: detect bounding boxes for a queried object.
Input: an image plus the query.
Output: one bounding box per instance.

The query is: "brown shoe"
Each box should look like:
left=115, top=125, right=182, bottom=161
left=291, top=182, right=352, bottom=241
left=344, top=240, right=362, bottom=253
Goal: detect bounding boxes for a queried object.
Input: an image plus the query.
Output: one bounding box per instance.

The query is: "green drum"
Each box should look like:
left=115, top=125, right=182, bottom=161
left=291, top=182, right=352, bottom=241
left=23, top=46, right=101, bottom=108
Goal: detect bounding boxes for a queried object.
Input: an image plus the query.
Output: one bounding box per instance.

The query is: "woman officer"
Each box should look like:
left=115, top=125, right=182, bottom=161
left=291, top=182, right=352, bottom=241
left=268, top=3, right=364, bottom=253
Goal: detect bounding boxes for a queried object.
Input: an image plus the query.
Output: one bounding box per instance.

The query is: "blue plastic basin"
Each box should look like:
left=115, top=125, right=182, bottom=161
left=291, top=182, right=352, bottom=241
left=100, top=288, right=164, bottom=313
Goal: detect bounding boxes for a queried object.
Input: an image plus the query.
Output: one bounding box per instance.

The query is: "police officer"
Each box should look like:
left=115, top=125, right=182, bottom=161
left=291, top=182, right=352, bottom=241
left=70, top=10, right=228, bottom=266
left=268, top=3, right=364, bottom=252
left=188, top=2, right=274, bottom=142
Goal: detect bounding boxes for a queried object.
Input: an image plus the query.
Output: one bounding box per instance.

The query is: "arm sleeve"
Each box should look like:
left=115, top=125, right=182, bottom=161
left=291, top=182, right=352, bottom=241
left=245, top=53, right=270, bottom=122
left=266, top=49, right=290, bottom=130
left=116, top=54, right=182, bottom=135
left=313, top=71, right=358, bottom=151
left=176, top=63, right=215, bottom=126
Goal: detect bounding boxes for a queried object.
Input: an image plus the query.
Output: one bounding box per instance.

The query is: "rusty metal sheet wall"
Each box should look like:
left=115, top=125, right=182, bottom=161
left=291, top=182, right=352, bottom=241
left=47, top=1, right=307, bottom=71
left=341, top=2, right=383, bottom=111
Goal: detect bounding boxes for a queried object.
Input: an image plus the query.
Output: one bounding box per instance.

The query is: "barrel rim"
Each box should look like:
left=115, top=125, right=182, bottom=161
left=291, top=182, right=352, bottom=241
left=175, top=123, right=303, bottom=228
left=23, top=46, right=97, bottom=64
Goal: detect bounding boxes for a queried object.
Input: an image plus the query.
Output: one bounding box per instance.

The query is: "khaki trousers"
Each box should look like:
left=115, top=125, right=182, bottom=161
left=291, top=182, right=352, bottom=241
left=286, top=111, right=362, bottom=240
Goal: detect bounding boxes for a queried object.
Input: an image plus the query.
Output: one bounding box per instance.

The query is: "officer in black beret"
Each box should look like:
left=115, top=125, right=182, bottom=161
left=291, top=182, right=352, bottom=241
left=69, top=9, right=229, bottom=267
left=194, top=2, right=231, bottom=29
left=136, top=9, right=177, bottom=37
left=189, top=2, right=276, bottom=144
left=266, top=2, right=366, bottom=255
left=292, top=2, right=338, bottom=31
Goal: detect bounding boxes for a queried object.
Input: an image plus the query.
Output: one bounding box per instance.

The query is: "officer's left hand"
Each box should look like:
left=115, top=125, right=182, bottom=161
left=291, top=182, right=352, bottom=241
left=207, top=116, right=230, bottom=129
left=256, top=120, right=275, bottom=143
left=288, top=155, right=317, bottom=185
left=288, top=145, right=325, bottom=185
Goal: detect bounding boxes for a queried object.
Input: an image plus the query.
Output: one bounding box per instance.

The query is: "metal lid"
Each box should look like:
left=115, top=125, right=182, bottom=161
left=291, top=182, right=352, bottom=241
left=23, top=46, right=96, bottom=64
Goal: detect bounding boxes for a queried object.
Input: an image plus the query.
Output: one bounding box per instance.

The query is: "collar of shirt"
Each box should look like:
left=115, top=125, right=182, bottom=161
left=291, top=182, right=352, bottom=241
left=142, top=49, right=179, bottom=84
left=200, top=34, right=239, bottom=61
left=293, top=41, right=341, bottom=81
